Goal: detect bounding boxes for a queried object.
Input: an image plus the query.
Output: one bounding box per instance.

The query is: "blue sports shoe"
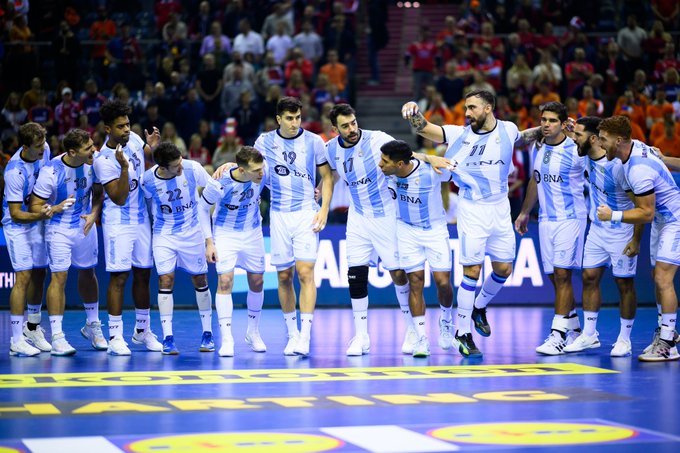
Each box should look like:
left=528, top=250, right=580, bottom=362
left=200, top=331, right=215, bottom=352
left=162, top=335, right=179, bottom=355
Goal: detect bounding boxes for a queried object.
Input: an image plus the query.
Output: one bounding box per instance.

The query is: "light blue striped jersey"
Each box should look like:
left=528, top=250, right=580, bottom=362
left=93, top=132, right=148, bottom=225
left=324, top=129, right=396, bottom=217
left=141, top=159, right=209, bottom=234
left=2, top=143, right=51, bottom=230
left=531, top=136, right=587, bottom=221
left=586, top=156, right=633, bottom=230
left=442, top=121, right=520, bottom=201
left=387, top=160, right=451, bottom=230
left=254, top=128, right=326, bottom=212
left=201, top=166, right=267, bottom=232
left=32, top=154, right=96, bottom=229
left=620, top=140, right=680, bottom=224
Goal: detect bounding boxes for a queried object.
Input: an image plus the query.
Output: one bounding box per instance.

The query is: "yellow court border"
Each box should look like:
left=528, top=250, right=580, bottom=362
left=0, top=363, right=617, bottom=389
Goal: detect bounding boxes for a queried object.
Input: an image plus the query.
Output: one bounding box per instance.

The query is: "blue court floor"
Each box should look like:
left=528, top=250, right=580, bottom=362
left=0, top=306, right=678, bottom=453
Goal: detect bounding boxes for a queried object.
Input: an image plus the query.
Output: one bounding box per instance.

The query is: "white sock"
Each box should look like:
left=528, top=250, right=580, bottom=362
left=246, top=290, right=264, bottom=332
left=619, top=317, right=634, bottom=341
left=50, top=315, right=64, bottom=336
left=413, top=315, right=426, bottom=338
left=300, top=313, right=313, bottom=338
left=566, top=311, right=581, bottom=331
left=83, top=302, right=100, bottom=324
left=583, top=311, right=598, bottom=336
left=26, top=304, right=41, bottom=325
left=215, top=293, right=233, bottom=338
left=108, top=315, right=123, bottom=338
left=195, top=286, right=213, bottom=333
left=456, top=276, right=477, bottom=335
left=351, top=296, right=369, bottom=335
left=395, top=283, right=413, bottom=328
left=551, top=315, right=569, bottom=335
left=10, top=315, right=23, bottom=340
left=283, top=311, right=298, bottom=335
left=660, top=313, right=677, bottom=341
left=158, top=291, right=174, bottom=337
left=440, top=305, right=452, bottom=322
left=474, top=272, right=507, bottom=309
left=135, top=308, right=150, bottom=333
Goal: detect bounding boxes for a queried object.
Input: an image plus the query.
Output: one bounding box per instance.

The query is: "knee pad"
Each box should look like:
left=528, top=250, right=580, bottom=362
left=348, top=265, right=369, bottom=299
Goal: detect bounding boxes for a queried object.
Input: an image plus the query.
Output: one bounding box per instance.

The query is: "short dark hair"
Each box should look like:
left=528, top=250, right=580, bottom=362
left=329, top=103, right=356, bottom=127
left=539, top=101, right=568, bottom=123
left=62, top=129, right=91, bottom=153
left=99, top=99, right=131, bottom=125
left=576, top=116, right=602, bottom=135
left=236, top=145, right=264, bottom=168
left=380, top=140, right=413, bottom=164
left=465, top=90, right=496, bottom=110
left=276, top=96, right=303, bottom=116
left=153, top=141, right=182, bottom=168
left=18, top=122, right=46, bottom=147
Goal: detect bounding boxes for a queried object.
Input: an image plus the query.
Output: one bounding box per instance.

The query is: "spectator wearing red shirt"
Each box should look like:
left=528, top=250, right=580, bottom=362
left=565, top=48, right=594, bottom=97
left=475, top=45, right=503, bottom=93
left=284, top=48, right=314, bottom=86
left=473, top=22, right=504, bottom=60
left=405, top=27, right=439, bottom=99
left=155, top=0, right=182, bottom=32
left=654, top=42, right=680, bottom=82
left=54, top=87, right=80, bottom=137
left=533, top=22, right=559, bottom=57
left=651, top=0, right=679, bottom=30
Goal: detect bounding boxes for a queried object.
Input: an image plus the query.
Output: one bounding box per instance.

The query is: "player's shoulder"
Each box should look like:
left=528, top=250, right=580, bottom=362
left=498, top=119, right=520, bottom=134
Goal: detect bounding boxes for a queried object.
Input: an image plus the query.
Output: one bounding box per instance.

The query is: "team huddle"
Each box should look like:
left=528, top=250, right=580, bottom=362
left=4, top=92, right=680, bottom=362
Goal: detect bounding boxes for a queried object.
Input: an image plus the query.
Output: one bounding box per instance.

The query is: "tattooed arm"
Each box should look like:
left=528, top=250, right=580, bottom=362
left=401, top=101, right=445, bottom=143
left=516, top=126, right=543, bottom=147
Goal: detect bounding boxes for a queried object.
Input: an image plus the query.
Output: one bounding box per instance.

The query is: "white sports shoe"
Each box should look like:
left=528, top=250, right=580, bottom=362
left=610, top=338, right=632, bottom=357
left=346, top=334, right=370, bottom=356
left=413, top=336, right=431, bottom=357
left=131, top=329, right=163, bottom=352
left=563, top=331, right=601, bottom=352
left=9, top=337, right=40, bottom=357
left=51, top=332, right=76, bottom=356
left=536, top=331, right=567, bottom=355
left=245, top=330, right=267, bottom=352
left=438, top=318, right=453, bottom=350
left=401, top=327, right=418, bottom=354
left=293, top=335, right=311, bottom=356
left=638, top=337, right=680, bottom=362
left=107, top=336, right=131, bottom=356
left=284, top=333, right=300, bottom=356
left=219, top=336, right=235, bottom=357
left=81, top=321, right=108, bottom=350
left=23, top=323, right=52, bottom=352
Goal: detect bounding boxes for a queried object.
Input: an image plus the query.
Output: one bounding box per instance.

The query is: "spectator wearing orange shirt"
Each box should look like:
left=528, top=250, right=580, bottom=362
left=646, top=89, right=672, bottom=130
left=531, top=80, right=560, bottom=107
left=652, top=126, right=680, bottom=158
left=90, top=7, right=116, bottom=70
left=424, top=93, right=454, bottom=125
left=578, top=86, right=604, bottom=117
left=650, top=104, right=680, bottom=144
left=614, top=89, right=646, bottom=134
left=319, top=49, right=348, bottom=95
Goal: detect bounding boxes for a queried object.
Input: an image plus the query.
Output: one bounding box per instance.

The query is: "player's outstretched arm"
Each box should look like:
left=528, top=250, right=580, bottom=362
left=401, top=101, right=445, bottom=143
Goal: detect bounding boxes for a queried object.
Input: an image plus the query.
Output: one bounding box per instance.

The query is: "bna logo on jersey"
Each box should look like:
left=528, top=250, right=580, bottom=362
left=274, top=165, right=290, bottom=176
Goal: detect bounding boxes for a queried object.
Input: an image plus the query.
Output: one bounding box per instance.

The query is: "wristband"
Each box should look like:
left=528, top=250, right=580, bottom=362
left=611, top=210, right=623, bottom=223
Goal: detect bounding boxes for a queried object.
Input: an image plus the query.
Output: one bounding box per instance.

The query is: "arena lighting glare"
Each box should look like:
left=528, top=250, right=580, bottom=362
left=404, top=1, right=411, bottom=7
left=397, top=1, right=403, bottom=7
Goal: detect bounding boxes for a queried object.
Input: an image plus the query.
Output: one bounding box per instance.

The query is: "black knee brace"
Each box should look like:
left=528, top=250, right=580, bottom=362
left=348, top=265, right=369, bottom=299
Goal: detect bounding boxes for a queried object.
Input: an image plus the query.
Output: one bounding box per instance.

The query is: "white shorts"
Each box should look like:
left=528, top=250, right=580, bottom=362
left=153, top=227, right=207, bottom=276
left=346, top=208, right=400, bottom=270
left=650, top=221, right=680, bottom=267
left=398, top=220, right=452, bottom=273
left=269, top=210, right=318, bottom=270
left=45, top=224, right=98, bottom=273
left=103, top=222, right=153, bottom=272
left=4, top=223, right=48, bottom=272
left=456, top=195, right=515, bottom=266
left=538, top=218, right=586, bottom=274
left=583, top=223, right=637, bottom=277
left=214, top=228, right=265, bottom=274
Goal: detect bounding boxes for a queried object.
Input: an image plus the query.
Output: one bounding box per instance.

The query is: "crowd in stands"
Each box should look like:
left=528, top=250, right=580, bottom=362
left=0, top=1, right=679, bottom=223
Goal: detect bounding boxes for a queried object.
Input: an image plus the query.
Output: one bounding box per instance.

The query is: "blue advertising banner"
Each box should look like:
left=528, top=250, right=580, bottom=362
left=0, top=223, right=657, bottom=308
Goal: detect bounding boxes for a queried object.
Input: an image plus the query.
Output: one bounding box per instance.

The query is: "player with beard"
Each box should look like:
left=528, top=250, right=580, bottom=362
left=597, top=115, right=680, bottom=362
left=402, top=90, right=541, bottom=358
left=564, top=116, right=641, bottom=357
left=93, top=100, right=162, bottom=355
left=515, top=102, right=588, bottom=355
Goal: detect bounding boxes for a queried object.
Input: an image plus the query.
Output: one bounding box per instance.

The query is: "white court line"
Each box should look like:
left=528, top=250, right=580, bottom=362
left=22, top=436, right=124, bottom=453
left=321, top=425, right=458, bottom=452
